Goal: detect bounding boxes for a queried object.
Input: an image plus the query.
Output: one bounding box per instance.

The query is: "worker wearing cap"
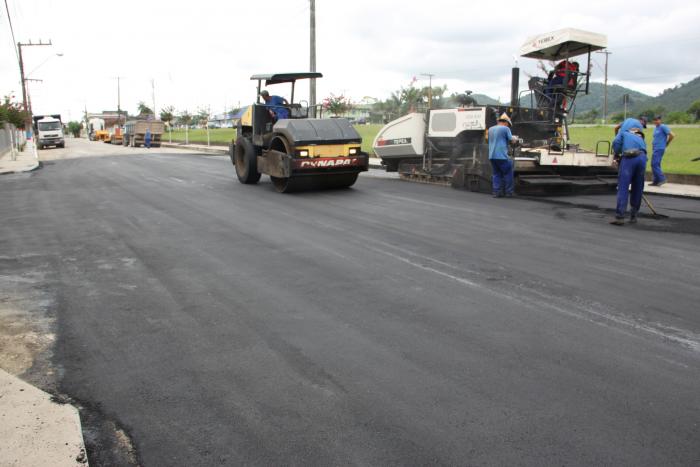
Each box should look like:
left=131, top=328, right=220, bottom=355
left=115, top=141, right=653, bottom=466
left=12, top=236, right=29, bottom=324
left=260, top=90, right=290, bottom=120
left=650, top=115, right=674, bottom=186
left=614, top=116, right=647, bottom=135
left=610, top=127, right=647, bottom=225
left=487, top=113, right=515, bottom=197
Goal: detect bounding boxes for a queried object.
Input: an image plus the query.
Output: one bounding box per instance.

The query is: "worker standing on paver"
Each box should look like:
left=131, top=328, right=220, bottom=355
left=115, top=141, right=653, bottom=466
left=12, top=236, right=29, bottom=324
left=610, top=127, right=647, bottom=225
left=144, top=128, right=152, bottom=149
left=488, top=113, right=515, bottom=198
left=650, top=115, right=675, bottom=186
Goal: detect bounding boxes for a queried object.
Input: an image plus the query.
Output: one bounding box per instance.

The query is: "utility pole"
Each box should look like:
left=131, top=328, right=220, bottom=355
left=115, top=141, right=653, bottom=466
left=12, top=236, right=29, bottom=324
left=309, top=0, right=316, bottom=117
left=421, top=73, right=435, bottom=109
left=151, top=79, right=156, bottom=120
left=597, top=50, right=611, bottom=124
left=115, top=76, right=123, bottom=126
left=25, top=78, right=43, bottom=116
left=17, top=39, right=52, bottom=131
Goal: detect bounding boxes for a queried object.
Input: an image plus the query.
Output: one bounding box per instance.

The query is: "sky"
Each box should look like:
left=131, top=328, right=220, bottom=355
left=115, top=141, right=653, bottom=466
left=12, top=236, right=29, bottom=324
left=1, top=0, right=699, bottom=121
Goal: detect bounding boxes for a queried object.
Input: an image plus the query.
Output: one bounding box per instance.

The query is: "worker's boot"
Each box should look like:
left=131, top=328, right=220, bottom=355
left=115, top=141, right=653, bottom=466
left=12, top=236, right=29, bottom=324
left=629, top=211, right=638, bottom=224
left=609, top=217, right=625, bottom=226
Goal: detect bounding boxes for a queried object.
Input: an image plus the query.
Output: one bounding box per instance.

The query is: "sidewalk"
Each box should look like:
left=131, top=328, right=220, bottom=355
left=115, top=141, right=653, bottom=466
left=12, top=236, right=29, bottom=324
left=0, top=369, right=87, bottom=466
left=0, top=140, right=40, bottom=175
left=160, top=142, right=228, bottom=155
left=645, top=182, right=700, bottom=199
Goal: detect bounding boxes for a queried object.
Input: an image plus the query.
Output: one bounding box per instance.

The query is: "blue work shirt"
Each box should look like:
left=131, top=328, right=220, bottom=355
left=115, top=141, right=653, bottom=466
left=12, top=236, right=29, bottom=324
left=268, top=95, right=286, bottom=106
left=619, top=118, right=644, bottom=133
left=613, top=129, right=647, bottom=156
left=488, top=125, right=512, bottom=160
left=653, top=124, right=671, bottom=150
left=266, top=95, right=289, bottom=119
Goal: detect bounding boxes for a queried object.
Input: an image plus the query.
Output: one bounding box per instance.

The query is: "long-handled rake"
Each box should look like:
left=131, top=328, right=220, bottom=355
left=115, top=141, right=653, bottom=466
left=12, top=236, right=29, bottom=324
left=641, top=193, right=668, bottom=219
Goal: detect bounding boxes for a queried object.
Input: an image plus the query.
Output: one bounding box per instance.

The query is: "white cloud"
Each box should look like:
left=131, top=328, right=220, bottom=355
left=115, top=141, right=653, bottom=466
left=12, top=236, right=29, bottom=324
left=1, top=0, right=698, bottom=120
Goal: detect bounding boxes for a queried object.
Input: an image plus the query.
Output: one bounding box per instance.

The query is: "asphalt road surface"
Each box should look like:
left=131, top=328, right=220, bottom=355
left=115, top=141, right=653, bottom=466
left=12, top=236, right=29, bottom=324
left=2, top=140, right=700, bottom=466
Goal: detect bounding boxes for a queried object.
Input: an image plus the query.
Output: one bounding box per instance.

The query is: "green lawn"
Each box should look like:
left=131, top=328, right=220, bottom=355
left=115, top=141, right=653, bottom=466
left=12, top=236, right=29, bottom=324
left=166, top=123, right=699, bottom=175
left=164, top=128, right=236, bottom=145
left=569, top=126, right=700, bottom=176
left=355, top=124, right=384, bottom=154
left=166, top=125, right=381, bottom=152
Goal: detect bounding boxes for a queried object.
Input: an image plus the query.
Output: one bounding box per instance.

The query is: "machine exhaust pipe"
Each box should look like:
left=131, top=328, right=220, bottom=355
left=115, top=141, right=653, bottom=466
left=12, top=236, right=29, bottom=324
left=510, top=67, right=520, bottom=107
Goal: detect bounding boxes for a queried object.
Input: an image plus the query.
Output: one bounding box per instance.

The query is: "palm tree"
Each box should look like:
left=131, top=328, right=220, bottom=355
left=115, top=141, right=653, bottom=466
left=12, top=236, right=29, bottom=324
left=160, top=106, right=175, bottom=142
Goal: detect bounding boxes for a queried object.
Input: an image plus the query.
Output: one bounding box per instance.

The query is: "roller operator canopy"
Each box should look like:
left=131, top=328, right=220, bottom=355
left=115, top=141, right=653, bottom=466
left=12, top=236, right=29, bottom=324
left=250, top=73, right=323, bottom=85
left=520, top=28, right=607, bottom=60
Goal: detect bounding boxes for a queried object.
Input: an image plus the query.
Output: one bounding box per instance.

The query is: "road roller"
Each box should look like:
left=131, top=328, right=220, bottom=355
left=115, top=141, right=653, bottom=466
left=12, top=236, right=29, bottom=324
left=230, top=72, right=369, bottom=193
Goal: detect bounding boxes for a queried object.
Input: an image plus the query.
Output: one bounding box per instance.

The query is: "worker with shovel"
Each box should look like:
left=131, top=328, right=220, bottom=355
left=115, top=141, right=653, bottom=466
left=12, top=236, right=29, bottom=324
left=611, top=127, right=647, bottom=225
left=488, top=113, right=516, bottom=198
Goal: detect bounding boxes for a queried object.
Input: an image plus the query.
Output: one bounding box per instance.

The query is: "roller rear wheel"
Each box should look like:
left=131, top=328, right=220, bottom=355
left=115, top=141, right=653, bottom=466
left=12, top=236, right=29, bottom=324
left=232, top=137, right=261, bottom=184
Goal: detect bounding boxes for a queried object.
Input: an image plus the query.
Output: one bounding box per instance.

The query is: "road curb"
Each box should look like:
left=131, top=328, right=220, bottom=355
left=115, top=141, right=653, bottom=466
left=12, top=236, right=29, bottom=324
left=644, top=190, right=700, bottom=200
left=0, top=160, right=40, bottom=175
left=160, top=143, right=228, bottom=155
left=0, top=369, right=88, bottom=466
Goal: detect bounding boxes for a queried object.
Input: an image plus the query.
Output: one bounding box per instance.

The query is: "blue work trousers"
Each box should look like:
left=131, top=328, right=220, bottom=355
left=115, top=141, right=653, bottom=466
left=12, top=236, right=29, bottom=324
left=490, top=159, right=514, bottom=195
left=616, top=154, right=647, bottom=218
left=651, top=148, right=666, bottom=184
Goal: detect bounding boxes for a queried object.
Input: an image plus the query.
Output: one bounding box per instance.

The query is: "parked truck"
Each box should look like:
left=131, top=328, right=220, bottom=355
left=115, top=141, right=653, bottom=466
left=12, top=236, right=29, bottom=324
left=123, top=120, right=164, bottom=147
left=88, top=118, right=110, bottom=142
left=107, top=126, right=124, bottom=145
left=33, top=115, right=65, bottom=150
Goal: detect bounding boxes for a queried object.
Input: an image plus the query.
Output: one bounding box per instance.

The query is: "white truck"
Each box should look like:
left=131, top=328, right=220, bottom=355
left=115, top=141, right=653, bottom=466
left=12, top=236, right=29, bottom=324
left=33, top=115, right=65, bottom=149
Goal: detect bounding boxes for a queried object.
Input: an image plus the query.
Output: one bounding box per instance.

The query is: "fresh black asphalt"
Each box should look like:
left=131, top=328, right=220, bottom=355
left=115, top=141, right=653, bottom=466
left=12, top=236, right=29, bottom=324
left=2, top=151, right=699, bottom=466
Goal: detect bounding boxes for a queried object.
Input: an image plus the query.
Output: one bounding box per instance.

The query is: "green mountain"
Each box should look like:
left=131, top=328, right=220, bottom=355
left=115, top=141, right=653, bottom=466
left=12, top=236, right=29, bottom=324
left=471, top=94, right=501, bottom=106
left=475, top=76, right=700, bottom=117
left=572, top=82, right=652, bottom=115
left=631, top=76, right=700, bottom=114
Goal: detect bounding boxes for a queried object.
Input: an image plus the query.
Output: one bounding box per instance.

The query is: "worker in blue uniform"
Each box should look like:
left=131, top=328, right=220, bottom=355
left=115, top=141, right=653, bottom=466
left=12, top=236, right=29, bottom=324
left=487, top=113, right=516, bottom=197
left=650, top=115, right=675, bottom=186
left=610, top=127, right=647, bottom=225
left=614, top=116, right=647, bottom=135
left=260, top=90, right=290, bottom=120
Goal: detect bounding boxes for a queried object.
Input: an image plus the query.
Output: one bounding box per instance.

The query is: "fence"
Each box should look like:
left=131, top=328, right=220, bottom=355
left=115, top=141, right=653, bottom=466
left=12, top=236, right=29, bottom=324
left=0, top=123, right=26, bottom=161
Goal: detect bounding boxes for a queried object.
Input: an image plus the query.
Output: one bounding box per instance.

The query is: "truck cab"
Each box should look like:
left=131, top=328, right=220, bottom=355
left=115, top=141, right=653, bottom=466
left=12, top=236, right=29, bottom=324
left=34, top=115, right=65, bottom=149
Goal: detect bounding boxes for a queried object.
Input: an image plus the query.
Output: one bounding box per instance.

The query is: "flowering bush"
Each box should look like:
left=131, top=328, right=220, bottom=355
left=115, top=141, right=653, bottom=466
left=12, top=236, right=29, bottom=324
left=0, top=95, right=28, bottom=128
left=322, top=93, right=353, bottom=117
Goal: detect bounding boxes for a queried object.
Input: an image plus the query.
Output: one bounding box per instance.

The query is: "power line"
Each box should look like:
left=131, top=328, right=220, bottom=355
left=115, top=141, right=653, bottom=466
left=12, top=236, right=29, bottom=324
left=3, top=0, right=19, bottom=62
left=596, top=50, right=612, bottom=124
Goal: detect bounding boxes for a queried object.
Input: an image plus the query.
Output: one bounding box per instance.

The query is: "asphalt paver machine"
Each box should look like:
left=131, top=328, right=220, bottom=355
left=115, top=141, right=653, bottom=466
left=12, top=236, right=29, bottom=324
left=373, top=28, right=617, bottom=194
